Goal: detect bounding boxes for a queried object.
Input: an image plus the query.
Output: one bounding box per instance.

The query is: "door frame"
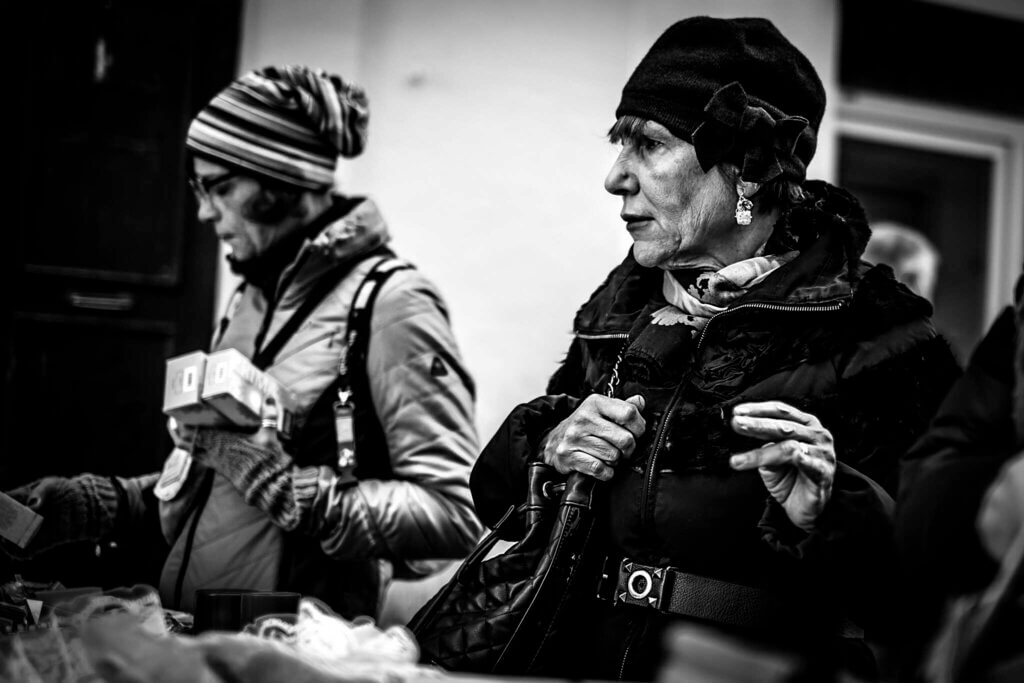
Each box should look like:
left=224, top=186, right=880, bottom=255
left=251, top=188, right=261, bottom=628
left=835, top=92, right=1024, bottom=326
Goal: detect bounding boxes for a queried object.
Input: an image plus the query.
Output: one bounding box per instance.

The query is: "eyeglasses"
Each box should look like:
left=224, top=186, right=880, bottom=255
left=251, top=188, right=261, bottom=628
left=188, top=171, right=238, bottom=202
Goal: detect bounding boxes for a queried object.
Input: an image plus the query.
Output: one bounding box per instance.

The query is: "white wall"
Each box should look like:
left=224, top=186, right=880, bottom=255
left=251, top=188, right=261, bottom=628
left=225, top=0, right=840, bottom=444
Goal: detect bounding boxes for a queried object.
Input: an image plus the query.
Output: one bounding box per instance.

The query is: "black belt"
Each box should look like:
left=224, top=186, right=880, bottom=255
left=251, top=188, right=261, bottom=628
left=597, top=557, right=864, bottom=639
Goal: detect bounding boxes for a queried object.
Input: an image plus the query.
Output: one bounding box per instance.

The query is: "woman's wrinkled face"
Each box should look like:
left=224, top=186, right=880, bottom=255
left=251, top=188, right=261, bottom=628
left=604, top=120, right=739, bottom=270
left=191, top=157, right=277, bottom=264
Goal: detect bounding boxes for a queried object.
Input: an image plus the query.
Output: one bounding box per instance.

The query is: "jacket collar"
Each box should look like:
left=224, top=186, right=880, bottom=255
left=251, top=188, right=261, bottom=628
left=273, top=195, right=391, bottom=306
left=573, top=181, right=918, bottom=337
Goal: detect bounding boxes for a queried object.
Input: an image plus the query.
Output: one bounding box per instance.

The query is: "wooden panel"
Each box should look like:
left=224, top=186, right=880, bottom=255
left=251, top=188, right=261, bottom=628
left=21, top=0, right=193, bottom=284
left=3, top=314, right=176, bottom=486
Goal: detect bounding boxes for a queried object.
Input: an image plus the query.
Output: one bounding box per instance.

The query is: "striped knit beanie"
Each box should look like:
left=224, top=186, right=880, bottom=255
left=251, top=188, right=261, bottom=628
left=186, top=65, right=369, bottom=190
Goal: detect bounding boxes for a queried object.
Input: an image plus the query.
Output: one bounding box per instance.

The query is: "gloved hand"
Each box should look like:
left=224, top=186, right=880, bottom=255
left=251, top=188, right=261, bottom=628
left=2, top=473, right=123, bottom=559
left=191, top=396, right=304, bottom=531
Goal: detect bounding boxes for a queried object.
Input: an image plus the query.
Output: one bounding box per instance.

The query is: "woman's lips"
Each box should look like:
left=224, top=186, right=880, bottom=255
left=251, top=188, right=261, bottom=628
left=622, top=214, right=652, bottom=231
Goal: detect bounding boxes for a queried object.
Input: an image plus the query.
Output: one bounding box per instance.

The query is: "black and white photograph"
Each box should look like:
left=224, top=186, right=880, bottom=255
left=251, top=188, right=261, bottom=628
left=2, top=1, right=1022, bottom=681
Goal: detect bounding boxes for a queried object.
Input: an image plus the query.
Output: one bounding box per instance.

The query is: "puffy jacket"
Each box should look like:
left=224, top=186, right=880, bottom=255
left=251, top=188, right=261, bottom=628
left=471, top=182, right=960, bottom=680
left=150, top=196, right=482, bottom=616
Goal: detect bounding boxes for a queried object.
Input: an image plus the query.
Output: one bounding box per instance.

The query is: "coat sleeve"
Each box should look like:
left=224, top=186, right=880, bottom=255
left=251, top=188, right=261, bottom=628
left=295, top=270, right=484, bottom=561
left=470, top=393, right=581, bottom=531
left=468, top=333, right=592, bottom=531
left=832, top=320, right=961, bottom=495
left=754, top=319, right=961, bottom=639
left=756, top=461, right=898, bottom=636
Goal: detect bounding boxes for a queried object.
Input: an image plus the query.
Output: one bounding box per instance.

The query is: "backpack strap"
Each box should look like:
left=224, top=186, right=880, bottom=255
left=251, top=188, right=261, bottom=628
left=338, top=257, right=415, bottom=403
left=331, top=257, right=415, bottom=485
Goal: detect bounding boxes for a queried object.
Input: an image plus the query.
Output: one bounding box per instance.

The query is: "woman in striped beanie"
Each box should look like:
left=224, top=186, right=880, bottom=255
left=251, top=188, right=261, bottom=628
left=5, top=65, right=483, bottom=621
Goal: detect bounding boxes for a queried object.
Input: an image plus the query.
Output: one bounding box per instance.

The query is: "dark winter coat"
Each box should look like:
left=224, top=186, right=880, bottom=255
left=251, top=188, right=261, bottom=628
left=470, top=181, right=960, bottom=681
left=895, top=269, right=1024, bottom=673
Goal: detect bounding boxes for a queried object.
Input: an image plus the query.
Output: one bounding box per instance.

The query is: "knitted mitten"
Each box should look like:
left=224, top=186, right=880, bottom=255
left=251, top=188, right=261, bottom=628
left=192, top=428, right=306, bottom=531
left=2, top=474, right=122, bottom=558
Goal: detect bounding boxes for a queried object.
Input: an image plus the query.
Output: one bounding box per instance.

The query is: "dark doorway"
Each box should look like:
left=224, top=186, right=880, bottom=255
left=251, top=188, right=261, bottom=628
left=838, top=136, right=992, bottom=363
left=2, top=1, right=241, bottom=587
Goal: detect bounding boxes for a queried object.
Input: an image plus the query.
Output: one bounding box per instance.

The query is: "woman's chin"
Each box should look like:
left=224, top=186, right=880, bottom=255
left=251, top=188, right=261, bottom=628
left=631, top=244, right=670, bottom=269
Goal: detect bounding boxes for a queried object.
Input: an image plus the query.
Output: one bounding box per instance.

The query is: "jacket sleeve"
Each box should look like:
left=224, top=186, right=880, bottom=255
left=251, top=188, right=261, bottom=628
left=470, top=393, right=581, bottom=531
left=754, top=320, right=960, bottom=638
left=294, top=271, right=483, bottom=561
left=468, top=331, right=594, bottom=530
left=831, top=320, right=961, bottom=495
left=757, top=461, right=898, bottom=636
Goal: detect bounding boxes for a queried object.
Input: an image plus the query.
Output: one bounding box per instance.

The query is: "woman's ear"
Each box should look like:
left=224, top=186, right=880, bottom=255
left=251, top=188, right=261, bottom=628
left=737, top=178, right=761, bottom=198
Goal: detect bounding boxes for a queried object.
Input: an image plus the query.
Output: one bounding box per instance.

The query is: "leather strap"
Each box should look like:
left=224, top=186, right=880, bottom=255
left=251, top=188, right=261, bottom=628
left=602, top=557, right=864, bottom=639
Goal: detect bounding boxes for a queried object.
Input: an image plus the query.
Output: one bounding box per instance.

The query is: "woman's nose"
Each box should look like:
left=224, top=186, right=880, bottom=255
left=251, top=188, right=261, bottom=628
left=196, top=195, right=219, bottom=224
left=604, top=152, right=638, bottom=196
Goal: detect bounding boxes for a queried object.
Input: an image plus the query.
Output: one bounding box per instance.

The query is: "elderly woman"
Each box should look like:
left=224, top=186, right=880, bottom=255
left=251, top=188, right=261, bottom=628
left=469, top=17, right=959, bottom=680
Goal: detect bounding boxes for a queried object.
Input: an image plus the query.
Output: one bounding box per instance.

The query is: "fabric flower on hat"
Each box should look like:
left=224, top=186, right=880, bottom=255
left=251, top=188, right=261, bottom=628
left=692, top=82, right=814, bottom=184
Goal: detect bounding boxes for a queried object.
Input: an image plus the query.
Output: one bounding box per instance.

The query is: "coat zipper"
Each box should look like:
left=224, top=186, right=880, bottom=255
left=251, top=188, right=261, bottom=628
left=639, top=298, right=849, bottom=528
left=617, top=620, right=639, bottom=681
left=576, top=331, right=630, bottom=341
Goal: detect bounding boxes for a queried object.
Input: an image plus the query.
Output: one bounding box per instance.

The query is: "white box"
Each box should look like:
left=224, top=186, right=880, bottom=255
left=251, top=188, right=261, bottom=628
left=163, top=351, right=228, bottom=426
left=201, top=349, right=295, bottom=435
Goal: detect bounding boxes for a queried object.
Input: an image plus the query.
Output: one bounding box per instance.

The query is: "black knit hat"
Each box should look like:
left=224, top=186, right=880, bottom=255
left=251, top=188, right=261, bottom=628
left=615, top=16, right=825, bottom=183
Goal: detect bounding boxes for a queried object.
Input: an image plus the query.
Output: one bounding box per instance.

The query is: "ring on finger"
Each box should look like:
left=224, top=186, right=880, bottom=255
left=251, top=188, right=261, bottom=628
left=260, top=418, right=278, bottom=430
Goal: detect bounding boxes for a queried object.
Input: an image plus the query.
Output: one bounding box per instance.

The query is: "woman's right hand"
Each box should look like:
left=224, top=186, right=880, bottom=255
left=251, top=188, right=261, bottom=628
left=2, top=474, right=121, bottom=558
left=541, top=394, right=646, bottom=481
left=6, top=476, right=68, bottom=513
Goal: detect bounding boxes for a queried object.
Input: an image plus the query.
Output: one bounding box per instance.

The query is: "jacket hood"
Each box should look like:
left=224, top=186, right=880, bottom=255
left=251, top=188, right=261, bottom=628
left=306, top=195, right=391, bottom=263
left=273, top=196, right=391, bottom=310
left=574, top=181, right=926, bottom=336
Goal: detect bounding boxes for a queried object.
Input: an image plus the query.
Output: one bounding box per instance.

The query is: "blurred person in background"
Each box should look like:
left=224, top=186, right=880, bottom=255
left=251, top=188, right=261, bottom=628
left=469, top=17, right=959, bottom=681
left=896, top=264, right=1024, bottom=682
left=1, top=65, right=482, bottom=619
left=864, top=221, right=941, bottom=303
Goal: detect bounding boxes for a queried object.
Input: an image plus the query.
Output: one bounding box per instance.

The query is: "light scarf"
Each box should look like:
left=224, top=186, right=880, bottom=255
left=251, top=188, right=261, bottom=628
left=652, top=251, right=799, bottom=332
left=618, top=250, right=797, bottom=388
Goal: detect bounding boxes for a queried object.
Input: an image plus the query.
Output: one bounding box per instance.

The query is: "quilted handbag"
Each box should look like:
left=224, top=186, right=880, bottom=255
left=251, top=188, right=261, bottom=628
left=407, top=463, right=605, bottom=676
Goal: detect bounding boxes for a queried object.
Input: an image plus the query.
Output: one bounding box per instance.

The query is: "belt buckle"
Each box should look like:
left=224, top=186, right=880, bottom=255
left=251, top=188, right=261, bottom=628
left=613, top=559, right=667, bottom=610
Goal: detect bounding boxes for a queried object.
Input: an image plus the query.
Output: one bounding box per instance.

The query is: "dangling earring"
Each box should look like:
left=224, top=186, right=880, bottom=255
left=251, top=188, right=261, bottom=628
left=734, top=182, right=756, bottom=226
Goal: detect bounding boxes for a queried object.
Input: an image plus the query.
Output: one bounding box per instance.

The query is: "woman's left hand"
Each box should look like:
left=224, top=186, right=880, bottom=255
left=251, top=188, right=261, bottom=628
left=728, top=401, right=836, bottom=532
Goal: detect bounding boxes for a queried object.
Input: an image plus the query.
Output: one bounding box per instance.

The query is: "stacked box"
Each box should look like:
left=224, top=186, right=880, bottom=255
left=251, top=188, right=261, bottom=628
left=201, top=349, right=295, bottom=435
left=162, top=352, right=226, bottom=426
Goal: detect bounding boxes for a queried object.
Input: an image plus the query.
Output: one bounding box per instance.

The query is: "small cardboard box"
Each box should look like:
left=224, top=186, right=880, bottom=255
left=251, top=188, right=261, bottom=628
left=162, top=351, right=227, bottom=426
left=201, top=349, right=295, bottom=435
left=0, top=491, right=43, bottom=549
